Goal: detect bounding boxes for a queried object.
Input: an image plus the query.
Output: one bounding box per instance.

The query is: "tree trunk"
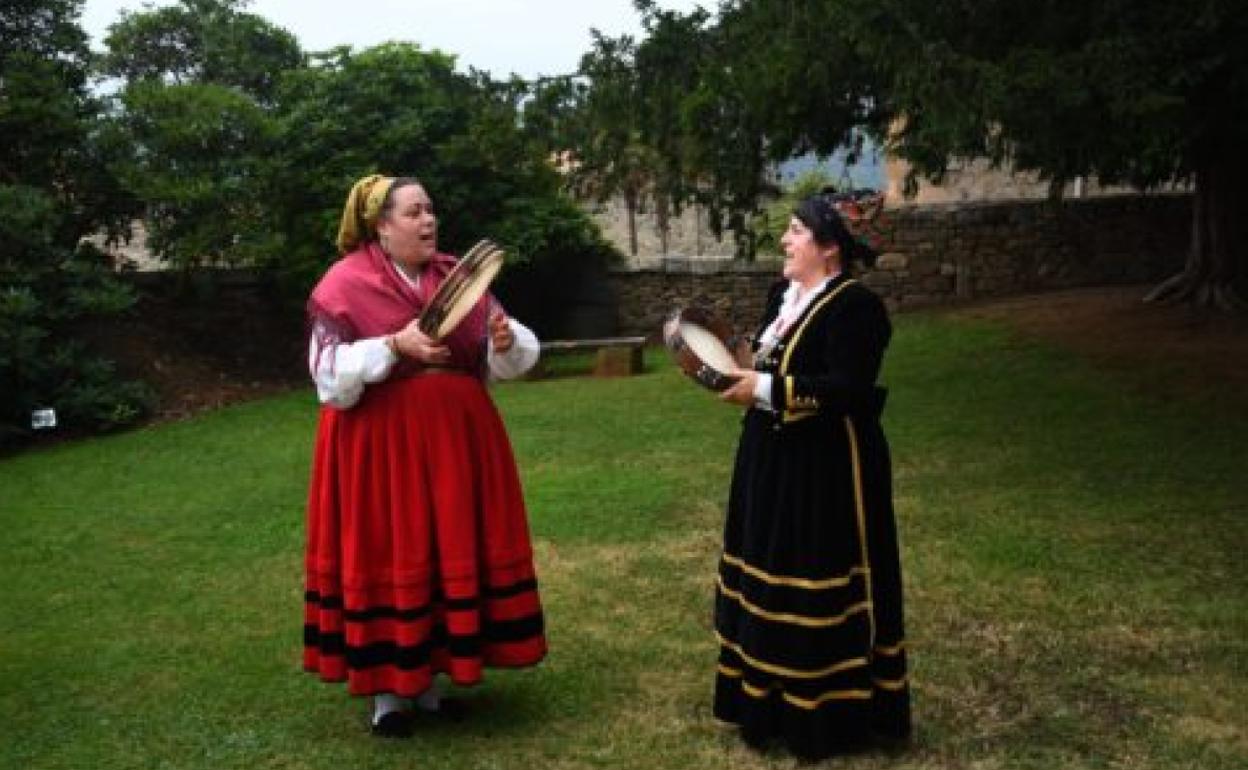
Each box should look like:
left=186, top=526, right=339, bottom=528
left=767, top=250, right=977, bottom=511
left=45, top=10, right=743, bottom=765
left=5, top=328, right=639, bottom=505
left=624, top=190, right=639, bottom=257
left=695, top=204, right=703, bottom=256
left=1145, top=143, right=1248, bottom=312
left=656, top=195, right=670, bottom=256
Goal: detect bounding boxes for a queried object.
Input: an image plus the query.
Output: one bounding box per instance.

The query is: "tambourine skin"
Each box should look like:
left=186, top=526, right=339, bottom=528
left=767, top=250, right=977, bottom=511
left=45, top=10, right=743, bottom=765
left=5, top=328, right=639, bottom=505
left=663, top=306, right=741, bottom=392
left=418, top=239, right=504, bottom=339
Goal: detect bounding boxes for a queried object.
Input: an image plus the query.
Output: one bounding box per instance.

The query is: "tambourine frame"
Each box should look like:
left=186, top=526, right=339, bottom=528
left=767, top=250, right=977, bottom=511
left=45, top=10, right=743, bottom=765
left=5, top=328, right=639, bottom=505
left=663, top=306, right=741, bottom=392
left=417, top=239, right=504, bottom=339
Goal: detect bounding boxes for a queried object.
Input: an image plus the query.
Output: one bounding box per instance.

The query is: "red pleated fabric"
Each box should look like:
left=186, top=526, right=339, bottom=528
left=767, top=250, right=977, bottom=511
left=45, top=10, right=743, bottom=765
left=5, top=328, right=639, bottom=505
left=303, top=372, right=546, bottom=696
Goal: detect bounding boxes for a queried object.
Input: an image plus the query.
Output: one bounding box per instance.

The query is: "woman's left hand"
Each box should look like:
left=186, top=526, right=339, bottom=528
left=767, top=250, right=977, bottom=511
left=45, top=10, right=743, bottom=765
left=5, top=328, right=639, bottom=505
left=720, top=369, right=758, bottom=407
left=489, top=311, right=514, bottom=354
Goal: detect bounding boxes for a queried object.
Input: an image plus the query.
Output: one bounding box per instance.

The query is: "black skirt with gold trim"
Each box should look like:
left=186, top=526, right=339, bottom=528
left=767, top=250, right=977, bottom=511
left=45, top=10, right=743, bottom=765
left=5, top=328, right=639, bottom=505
left=713, top=408, right=910, bottom=759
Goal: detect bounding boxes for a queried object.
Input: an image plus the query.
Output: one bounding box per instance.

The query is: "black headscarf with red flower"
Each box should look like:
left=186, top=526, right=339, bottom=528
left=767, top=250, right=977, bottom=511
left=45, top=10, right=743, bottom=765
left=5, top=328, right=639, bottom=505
left=793, top=189, right=881, bottom=269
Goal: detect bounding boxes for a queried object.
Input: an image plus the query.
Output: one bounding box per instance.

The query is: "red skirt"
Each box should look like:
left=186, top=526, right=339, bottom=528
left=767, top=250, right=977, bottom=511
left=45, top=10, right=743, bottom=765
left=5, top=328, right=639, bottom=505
left=303, top=372, right=546, bottom=696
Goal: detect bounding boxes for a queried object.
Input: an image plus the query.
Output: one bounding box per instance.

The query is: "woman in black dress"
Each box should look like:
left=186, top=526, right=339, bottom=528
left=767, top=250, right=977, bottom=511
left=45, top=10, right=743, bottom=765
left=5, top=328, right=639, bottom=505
left=715, top=192, right=911, bottom=759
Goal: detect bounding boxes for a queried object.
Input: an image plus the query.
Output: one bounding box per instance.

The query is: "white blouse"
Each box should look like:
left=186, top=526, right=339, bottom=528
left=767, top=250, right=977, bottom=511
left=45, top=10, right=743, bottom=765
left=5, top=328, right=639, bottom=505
left=310, top=259, right=540, bottom=408
left=308, top=319, right=540, bottom=409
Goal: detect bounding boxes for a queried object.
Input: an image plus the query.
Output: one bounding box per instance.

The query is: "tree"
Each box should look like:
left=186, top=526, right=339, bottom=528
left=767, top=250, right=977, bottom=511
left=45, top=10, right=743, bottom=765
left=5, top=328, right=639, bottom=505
left=847, top=0, right=1248, bottom=309
left=570, top=1, right=861, bottom=259
left=114, top=81, right=275, bottom=268
left=714, top=0, right=1246, bottom=308
left=569, top=32, right=653, bottom=257
left=2, top=0, right=138, bottom=240
left=100, top=0, right=301, bottom=269
left=1, top=0, right=152, bottom=444
left=613, top=0, right=1246, bottom=294
left=262, top=43, right=616, bottom=306
left=571, top=9, right=767, bottom=258
left=519, top=74, right=588, bottom=159
left=1, top=2, right=90, bottom=185
left=632, top=1, right=714, bottom=256
left=99, top=0, right=302, bottom=103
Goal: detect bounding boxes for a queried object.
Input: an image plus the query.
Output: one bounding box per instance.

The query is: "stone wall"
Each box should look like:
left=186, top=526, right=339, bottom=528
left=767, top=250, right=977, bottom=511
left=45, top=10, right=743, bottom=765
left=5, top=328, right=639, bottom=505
left=608, top=194, right=1190, bottom=338
left=104, top=195, right=1191, bottom=344
left=608, top=259, right=784, bottom=341
left=587, top=197, right=734, bottom=262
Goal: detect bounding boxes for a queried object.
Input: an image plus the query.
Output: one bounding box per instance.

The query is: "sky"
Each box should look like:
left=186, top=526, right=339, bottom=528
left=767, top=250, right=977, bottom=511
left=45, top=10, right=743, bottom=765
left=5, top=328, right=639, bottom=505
left=79, top=0, right=711, bottom=80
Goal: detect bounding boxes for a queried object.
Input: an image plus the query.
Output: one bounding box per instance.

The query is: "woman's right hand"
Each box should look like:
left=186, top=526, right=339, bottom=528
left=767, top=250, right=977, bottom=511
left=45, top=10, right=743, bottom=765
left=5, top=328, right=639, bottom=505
left=389, top=320, right=451, bottom=364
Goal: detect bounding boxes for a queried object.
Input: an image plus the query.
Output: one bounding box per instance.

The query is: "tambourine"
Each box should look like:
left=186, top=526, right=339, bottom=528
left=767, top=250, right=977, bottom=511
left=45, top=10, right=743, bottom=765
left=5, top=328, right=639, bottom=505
left=418, top=239, right=505, bottom=339
left=663, top=306, right=742, bottom=392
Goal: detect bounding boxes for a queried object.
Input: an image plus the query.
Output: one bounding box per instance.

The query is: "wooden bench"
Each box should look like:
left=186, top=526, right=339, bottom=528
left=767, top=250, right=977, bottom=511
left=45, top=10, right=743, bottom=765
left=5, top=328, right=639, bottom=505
left=538, top=336, right=647, bottom=377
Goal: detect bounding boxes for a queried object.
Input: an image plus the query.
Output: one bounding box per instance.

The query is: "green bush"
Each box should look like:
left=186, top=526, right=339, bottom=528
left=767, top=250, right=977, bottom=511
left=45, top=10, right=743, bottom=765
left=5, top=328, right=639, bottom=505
left=0, top=185, right=154, bottom=447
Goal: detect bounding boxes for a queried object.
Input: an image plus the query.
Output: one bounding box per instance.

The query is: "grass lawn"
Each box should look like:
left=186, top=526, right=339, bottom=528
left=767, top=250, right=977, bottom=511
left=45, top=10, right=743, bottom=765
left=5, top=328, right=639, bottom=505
left=1, top=312, right=1245, bottom=770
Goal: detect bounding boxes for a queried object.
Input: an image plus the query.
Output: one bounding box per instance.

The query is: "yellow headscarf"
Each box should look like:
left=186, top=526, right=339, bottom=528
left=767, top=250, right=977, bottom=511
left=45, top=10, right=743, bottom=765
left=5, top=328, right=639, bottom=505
left=335, top=174, right=396, bottom=254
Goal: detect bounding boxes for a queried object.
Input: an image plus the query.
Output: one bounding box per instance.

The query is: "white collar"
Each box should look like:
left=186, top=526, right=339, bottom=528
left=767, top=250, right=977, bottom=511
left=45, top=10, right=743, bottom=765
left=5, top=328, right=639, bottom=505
left=783, top=272, right=839, bottom=309
left=392, top=259, right=421, bottom=290
left=761, top=272, right=840, bottom=345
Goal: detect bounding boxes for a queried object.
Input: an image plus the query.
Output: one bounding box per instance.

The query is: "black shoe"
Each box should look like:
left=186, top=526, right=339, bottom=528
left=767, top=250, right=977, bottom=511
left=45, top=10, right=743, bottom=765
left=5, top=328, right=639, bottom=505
left=370, top=709, right=415, bottom=737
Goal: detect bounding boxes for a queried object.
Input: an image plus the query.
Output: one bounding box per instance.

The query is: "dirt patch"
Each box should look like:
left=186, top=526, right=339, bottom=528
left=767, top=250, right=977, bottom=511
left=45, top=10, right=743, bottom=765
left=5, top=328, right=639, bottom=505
left=89, top=289, right=308, bottom=423
left=944, top=284, right=1248, bottom=412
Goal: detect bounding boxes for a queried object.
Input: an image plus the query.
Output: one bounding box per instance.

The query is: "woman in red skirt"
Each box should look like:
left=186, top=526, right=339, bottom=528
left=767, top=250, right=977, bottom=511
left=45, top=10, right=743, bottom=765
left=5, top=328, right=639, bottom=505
left=303, top=174, right=546, bottom=735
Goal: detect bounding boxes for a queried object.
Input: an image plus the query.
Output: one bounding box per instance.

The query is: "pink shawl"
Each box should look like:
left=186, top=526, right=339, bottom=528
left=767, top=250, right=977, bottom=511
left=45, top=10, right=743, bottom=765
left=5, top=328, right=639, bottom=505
left=307, top=241, right=497, bottom=378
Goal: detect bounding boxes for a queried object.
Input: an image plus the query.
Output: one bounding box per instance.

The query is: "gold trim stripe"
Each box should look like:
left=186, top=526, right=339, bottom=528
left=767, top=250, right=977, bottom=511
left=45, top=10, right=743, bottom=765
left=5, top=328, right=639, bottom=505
left=722, top=657, right=906, bottom=695
left=875, top=641, right=907, bottom=656
left=778, top=278, right=858, bottom=374
left=734, top=680, right=874, bottom=709
left=717, top=576, right=870, bottom=628
left=784, top=688, right=874, bottom=709
left=720, top=553, right=868, bottom=590
left=716, top=632, right=868, bottom=679
left=721, top=660, right=895, bottom=710
left=872, top=676, right=909, bottom=692
left=844, top=416, right=877, bottom=649
left=778, top=279, right=857, bottom=419
left=717, top=663, right=742, bottom=679
left=781, top=408, right=817, bottom=424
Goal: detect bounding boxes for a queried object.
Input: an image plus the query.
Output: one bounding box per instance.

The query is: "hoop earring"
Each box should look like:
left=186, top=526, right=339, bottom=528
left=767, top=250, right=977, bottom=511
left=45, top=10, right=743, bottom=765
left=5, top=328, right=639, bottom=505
left=379, top=233, right=392, bottom=254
